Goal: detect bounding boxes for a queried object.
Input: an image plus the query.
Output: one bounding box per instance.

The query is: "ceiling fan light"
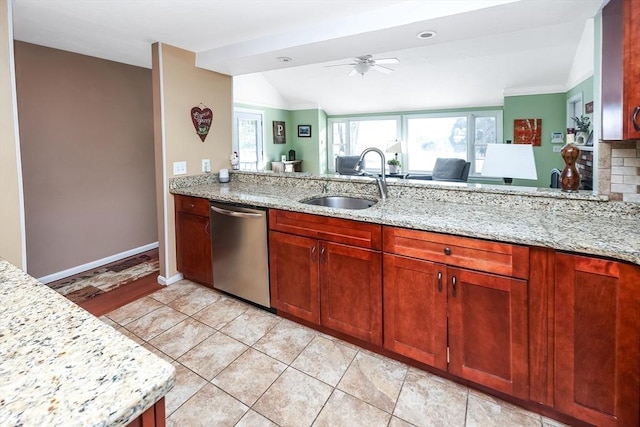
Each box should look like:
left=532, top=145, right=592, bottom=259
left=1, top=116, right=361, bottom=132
left=354, top=62, right=372, bottom=75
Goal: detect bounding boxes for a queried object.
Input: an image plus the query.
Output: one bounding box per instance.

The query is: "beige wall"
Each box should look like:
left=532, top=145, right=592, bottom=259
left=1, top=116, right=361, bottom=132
left=152, top=43, right=232, bottom=282
left=15, top=41, right=157, bottom=278
left=0, top=0, right=25, bottom=268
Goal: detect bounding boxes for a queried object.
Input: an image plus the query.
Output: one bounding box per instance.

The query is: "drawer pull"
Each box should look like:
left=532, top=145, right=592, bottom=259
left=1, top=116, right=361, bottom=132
left=437, top=271, right=443, bottom=293
left=452, top=276, right=457, bottom=297
left=444, top=247, right=452, bottom=255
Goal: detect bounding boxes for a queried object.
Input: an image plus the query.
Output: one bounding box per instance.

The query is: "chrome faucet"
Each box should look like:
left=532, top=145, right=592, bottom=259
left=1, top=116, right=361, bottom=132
left=354, top=147, right=388, bottom=200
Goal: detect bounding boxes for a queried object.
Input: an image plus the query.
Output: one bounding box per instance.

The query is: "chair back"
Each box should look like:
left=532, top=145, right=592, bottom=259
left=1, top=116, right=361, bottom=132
left=432, top=158, right=471, bottom=182
left=335, top=156, right=362, bottom=175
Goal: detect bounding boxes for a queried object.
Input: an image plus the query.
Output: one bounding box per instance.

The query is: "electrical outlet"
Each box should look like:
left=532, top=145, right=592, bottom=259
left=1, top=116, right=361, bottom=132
left=202, top=159, right=211, bottom=173
left=173, top=161, right=187, bottom=175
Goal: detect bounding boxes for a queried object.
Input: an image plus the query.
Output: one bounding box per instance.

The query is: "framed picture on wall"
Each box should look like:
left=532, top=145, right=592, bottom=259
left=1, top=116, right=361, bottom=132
left=273, top=121, right=286, bottom=144
left=298, top=125, right=312, bottom=138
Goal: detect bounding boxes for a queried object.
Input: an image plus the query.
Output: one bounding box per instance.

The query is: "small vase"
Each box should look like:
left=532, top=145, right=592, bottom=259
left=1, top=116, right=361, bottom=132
left=388, top=165, right=400, bottom=174
left=560, top=143, right=581, bottom=192
left=575, top=131, right=589, bottom=145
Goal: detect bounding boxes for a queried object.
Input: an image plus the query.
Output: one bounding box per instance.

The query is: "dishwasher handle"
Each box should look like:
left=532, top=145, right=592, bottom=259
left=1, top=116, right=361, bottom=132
left=210, top=205, right=263, bottom=219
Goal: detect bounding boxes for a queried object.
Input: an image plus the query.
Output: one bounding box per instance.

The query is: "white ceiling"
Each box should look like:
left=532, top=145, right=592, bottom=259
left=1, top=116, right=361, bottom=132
left=12, top=0, right=604, bottom=115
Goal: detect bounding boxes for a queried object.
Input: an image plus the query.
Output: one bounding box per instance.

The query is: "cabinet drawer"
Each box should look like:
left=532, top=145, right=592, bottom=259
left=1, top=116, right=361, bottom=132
left=269, top=209, right=382, bottom=250
left=175, top=194, right=210, bottom=217
left=383, top=226, right=528, bottom=279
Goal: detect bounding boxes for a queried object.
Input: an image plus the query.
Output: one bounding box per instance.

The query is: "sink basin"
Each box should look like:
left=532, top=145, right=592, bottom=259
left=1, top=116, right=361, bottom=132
left=301, top=196, right=377, bottom=210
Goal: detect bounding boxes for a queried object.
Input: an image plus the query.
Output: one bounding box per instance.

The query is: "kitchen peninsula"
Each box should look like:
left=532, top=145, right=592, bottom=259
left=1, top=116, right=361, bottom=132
left=172, top=171, right=639, bottom=427
left=0, top=259, right=174, bottom=426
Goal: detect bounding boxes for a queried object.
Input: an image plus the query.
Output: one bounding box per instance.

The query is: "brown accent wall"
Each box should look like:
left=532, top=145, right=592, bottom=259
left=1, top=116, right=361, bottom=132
left=14, top=41, right=157, bottom=278
left=0, top=0, right=25, bottom=268
left=152, top=43, right=232, bottom=281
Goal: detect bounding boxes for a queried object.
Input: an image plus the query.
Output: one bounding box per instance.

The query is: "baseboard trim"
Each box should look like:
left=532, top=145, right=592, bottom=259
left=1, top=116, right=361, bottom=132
left=157, top=273, right=183, bottom=286
left=37, top=242, right=160, bottom=284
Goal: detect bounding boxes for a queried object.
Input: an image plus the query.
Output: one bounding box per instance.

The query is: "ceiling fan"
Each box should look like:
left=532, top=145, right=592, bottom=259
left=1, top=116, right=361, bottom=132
left=325, top=55, right=399, bottom=76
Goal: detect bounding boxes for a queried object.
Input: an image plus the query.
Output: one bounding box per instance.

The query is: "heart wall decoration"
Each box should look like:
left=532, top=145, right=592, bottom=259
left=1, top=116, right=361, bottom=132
left=190, top=105, right=213, bottom=142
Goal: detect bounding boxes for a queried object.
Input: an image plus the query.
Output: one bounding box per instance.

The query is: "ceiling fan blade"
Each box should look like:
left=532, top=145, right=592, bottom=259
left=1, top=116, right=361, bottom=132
left=374, top=57, right=399, bottom=65
left=348, top=68, right=358, bottom=77
left=373, top=64, right=394, bottom=74
left=324, top=63, right=357, bottom=68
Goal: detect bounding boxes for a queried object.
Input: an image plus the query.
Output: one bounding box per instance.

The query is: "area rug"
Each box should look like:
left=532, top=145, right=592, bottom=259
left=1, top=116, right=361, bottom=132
left=47, top=248, right=159, bottom=304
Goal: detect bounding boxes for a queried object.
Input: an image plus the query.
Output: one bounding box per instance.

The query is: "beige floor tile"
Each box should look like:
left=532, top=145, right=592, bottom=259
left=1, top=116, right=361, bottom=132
left=167, top=285, right=222, bottom=316
left=389, top=416, right=417, bottom=427
left=212, top=348, right=287, bottom=406
left=291, top=335, right=357, bottom=387
left=124, top=305, right=188, bottom=341
left=178, top=332, right=248, bottom=380
left=466, top=394, right=542, bottom=427
left=253, top=320, right=316, bottom=364
left=191, top=296, right=249, bottom=329
left=142, top=343, right=173, bottom=363
left=106, top=296, right=164, bottom=325
left=219, top=308, right=281, bottom=346
left=167, top=383, right=248, bottom=427
left=149, top=280, right=202, bottom=304
left=469, top=388, right=542, bottom=422
left=337, top=351, right=407, bottom=413
left=116, top=326, right=145, bottom=345
left=253, top=367, right=333, bottom=427
left=149, top=318, right=215, bottom=359
left=393, top=368, right=468, bottom=427
left=164, top=361, right=207, bottom=415
left=235, top=410, right=279, bottom=427
left=98, top=315, right=118, bottom=328
left=313, top=389, right=391, bottom=427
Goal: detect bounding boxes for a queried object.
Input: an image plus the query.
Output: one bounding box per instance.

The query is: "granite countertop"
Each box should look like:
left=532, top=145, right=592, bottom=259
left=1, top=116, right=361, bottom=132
left=172, top=176, right=640, bottom=266
left=0, top=259, right=175, bottom=427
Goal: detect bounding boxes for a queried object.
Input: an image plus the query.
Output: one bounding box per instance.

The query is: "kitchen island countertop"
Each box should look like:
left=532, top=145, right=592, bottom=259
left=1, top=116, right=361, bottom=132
left=0, top=259, right=175, bottom=427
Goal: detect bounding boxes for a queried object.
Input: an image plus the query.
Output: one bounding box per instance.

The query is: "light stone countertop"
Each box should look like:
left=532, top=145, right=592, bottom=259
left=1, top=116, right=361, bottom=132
left=0, top=259, right=175, bottom=427
left=171, top=173, right=640, bottom=266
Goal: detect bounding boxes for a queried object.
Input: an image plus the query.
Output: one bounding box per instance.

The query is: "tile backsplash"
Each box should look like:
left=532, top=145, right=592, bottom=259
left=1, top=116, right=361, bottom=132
left=598, top=140, right=640, bottom=202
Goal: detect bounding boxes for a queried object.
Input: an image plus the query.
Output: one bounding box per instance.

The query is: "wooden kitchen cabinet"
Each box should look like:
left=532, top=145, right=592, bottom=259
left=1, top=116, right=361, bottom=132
left=554, top=253, right=639, bottom=427
left=269, top=210, right=382, bottom=344
left=383, top=226, right=530, bottom=399
left=602, top=0, right=640, bottom=140
left=174, top=195, right=213, bottom=287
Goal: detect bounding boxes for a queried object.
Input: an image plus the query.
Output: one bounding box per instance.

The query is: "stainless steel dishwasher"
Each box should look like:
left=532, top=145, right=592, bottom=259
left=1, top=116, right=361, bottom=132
left=209, top=202, right=270, bottom=309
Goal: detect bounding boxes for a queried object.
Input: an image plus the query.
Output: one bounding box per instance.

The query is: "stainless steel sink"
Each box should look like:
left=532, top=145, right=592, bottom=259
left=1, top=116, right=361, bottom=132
left=301, top=196, right=377, bottom=210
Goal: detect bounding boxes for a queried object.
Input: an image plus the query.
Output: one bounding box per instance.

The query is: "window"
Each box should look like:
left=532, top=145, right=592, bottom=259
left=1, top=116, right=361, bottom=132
left=233, top=109, right=264, bottom=171
left=328, top=117, right=400, bottom=172
left=403, top=111, right=502, bottom=176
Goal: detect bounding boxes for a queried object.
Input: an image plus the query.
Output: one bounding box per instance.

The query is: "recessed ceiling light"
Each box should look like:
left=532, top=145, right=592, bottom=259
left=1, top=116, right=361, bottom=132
left=277, top=56, right=292, bottom=63
left=416, top=31, right=437, bottom=40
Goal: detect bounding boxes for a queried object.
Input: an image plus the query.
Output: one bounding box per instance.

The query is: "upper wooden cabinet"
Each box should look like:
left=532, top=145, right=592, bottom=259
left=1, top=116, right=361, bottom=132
left=174, top=195, right=213, bottom=287
left=554, top=253, right=639, bottom=427
left=602, top=0, right=640, bottom=140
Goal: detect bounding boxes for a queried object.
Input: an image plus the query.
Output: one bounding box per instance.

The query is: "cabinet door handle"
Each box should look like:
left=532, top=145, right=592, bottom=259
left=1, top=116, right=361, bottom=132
left=320, top=244, right=326, bottom=264
left=451, top=276, right=457, bottom=297
left=437, top=271, right=443, bottom=293
left=633, top=106, right=640, bottom=132
left=311, top=245, right=317, bottom=263
left=444, top=247, right=451, bottom=255
left=204, top=221, right=210, bottom=236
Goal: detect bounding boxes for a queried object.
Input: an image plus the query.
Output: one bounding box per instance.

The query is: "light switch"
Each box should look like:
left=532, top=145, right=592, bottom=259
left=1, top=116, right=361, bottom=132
left=173, top=161, right=187, bottom=175
left=202, top=159, right=211, bottom=173
left=553, top=146, right=562, bottom=153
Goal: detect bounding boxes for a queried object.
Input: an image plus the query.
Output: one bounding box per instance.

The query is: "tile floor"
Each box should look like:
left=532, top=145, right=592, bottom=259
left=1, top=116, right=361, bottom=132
left=101, top=280, right=567, bottom=427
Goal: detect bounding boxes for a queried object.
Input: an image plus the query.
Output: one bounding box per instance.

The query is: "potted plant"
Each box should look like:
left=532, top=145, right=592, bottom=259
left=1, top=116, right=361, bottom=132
left=387, top=156, right=401, bottom=174
left=571, top=115, right=591, bottom=145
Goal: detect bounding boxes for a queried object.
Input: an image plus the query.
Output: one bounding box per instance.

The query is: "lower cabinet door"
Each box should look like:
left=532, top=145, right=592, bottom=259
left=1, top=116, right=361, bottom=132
left=268, top=231, right=320, bottom=324
left=554, top=253, right=639, bottom=427
left=447, top=267, right=529, bottom=399
left=320, top=241, right=382, bottom=345
left=176, top=211, right=213, bottom=287
left=382, top=254, right=447, bottom=370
